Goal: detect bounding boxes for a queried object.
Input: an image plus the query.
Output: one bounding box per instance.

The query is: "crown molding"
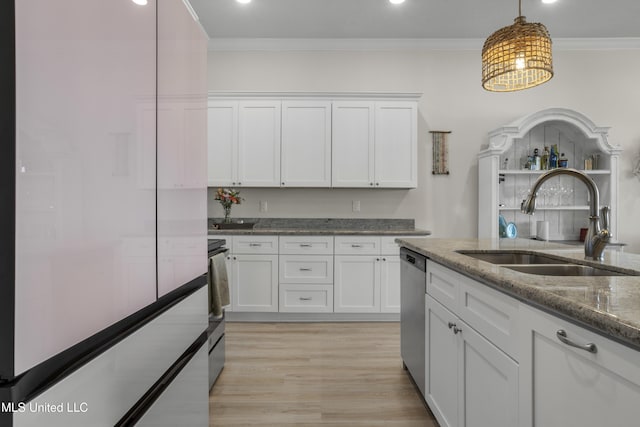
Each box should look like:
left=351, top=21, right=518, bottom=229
left=208, top=37, right=640, bottom=52
left=207, top=91, right=422, bottom=100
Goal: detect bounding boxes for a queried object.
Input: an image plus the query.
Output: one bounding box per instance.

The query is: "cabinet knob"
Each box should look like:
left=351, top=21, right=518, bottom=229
left=375, top=182, right=380, bottom=186
left=448, top=322, right=462, bottom=334
left=233, top=256, right=237, bottom=260
left=376, top=258, right=380, bottom=261
left=281, top=182, right=285, bottom=185
left=370, top=182, right=374, bottom=186
left=382, top=257, right=386, bottom=261
left=238, top=182, right=242, bottom=186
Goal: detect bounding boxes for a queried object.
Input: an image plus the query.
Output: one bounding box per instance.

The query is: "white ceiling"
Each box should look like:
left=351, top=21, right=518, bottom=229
left=189, top=0, right=640, bottom=40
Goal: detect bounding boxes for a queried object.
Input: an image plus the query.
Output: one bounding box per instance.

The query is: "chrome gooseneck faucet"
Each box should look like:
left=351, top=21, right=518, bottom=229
left=520, top=168, right=611, bottom=261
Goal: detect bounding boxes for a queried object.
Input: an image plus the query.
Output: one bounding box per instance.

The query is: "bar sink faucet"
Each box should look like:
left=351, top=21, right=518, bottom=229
left=520, top=168, right=611, bottom=261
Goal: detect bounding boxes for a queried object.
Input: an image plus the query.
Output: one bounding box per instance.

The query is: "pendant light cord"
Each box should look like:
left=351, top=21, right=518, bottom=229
left=519, top=0, right=522, bottom=17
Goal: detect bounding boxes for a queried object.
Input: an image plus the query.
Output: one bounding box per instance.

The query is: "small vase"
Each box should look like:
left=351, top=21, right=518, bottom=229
left=223, top=205, right=232, bottom=224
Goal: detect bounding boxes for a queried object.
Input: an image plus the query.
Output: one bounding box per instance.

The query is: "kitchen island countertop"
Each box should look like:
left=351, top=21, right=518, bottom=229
left=396, top=237, right=640, bottom=350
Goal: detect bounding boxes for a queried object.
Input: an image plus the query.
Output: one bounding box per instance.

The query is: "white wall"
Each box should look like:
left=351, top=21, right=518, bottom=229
left=206, top=48, right=640, bottom=252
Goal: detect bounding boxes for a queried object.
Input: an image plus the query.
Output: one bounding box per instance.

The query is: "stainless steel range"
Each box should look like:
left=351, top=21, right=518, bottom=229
left=207, top=239, right=227, bottom=389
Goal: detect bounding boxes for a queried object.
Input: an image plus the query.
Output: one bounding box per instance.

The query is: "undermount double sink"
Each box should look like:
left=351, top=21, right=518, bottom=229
left=457, top=250, right=638, bottom=277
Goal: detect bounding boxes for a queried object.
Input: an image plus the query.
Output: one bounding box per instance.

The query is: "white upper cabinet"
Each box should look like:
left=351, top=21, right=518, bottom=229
left=332, top=100, right=417, bottom=188
left=332, top=101, right=375, bottom=188
left=207, top=101, right=237, bottom=187
left=208, top=100, right=281, bottom=187
left=281, top=101, right=332, bottom=187
left=374, top=102, right=418, bottom=188
left=208, top=94, right=419, bottom=188
left=237, top=101, right=281, bottom=187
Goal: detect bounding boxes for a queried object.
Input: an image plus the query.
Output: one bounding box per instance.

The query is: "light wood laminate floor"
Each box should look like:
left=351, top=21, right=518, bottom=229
left=209, top=322, right=438, bottom=426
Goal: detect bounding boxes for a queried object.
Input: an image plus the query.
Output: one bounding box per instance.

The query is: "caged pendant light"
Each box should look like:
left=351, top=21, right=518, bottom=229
left=482, top=0, right=553, bottom=92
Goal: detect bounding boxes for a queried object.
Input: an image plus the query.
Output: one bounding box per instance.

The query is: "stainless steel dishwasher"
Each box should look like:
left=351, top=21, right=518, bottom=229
left=400, top=247, right=427, bottom=398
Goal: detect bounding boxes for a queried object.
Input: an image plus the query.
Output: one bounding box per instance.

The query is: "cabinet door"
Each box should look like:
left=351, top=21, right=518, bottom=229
left=374, top=101, right=417, bottom=188
left=460, top=315, right=519, bottom=427
left=334, top=255, right=380, bottom=313
left=380, top=255, right=400, bottom=313
left=425, top=295, right=459, bottom=427
left=207, top=101, right=238, bottom=187
left=237, top=101, right=281, bottom=187
left=332, top=101, right=375, bottom=188
left=232, top=254, right=278, bottom=312
left=520, top=305, right=640, bottom=427
left=281, top=101, right=331, bottom=187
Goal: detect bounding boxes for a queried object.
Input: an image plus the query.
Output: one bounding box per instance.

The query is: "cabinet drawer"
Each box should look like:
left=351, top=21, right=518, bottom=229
left=279, top=284, right=334, bottom=313
left=380, top=236, right=406, bottom=255
left=279, top=235, right=334, bottom=255
left=279, top=255, right=333, bottom=284
left=232, top=235, right=278, bottom=254
left=334, top=236, right=380, bottom=255
left=458, top=280, right=519, bottom=360
left=426, top=260, right=460, bottom=314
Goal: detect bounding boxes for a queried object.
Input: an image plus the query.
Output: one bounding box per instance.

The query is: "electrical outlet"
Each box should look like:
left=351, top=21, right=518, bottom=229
left=260, top=200, right=268, bottom=212
left=352, top=200, right=361, bottom=212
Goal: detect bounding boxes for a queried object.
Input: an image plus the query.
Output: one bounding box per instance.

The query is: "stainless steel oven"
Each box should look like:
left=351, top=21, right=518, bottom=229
left=207, top=239, right=227, bottom=389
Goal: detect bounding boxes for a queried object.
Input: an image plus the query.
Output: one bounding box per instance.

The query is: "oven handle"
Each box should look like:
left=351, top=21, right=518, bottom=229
left=208, top=247, right=229, bottom=257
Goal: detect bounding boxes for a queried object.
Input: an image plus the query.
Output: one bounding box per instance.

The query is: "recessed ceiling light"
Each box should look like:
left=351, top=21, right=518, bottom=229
left=131, top=0, right=148, bottom=5
left=541, top=0, right=557, bottom=4
left=389, top=0, right=406, bottom=4
left=236, top=0, right=252, bottom=4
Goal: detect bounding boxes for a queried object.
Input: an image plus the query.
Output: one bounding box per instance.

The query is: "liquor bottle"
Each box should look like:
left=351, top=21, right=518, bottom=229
left=533, top=148, right=541, bottom=170
left=559, top=153, right=568, bottom=168
left=549, top=146, right=558, bottom=169
left=541, top=146, right=550, bottom=170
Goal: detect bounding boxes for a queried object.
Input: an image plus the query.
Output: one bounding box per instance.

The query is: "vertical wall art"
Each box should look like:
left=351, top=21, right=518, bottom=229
left=430, top=131, right=451, bottom=175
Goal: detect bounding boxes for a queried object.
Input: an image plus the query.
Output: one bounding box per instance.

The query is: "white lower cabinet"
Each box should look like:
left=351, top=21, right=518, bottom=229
left=425, top=295, right=519, bottom=427
left=209, top=235, right=279, bottom=312
left=333, top=236, right=402, bottom=314
left=426, top=259, right=640, bottom=427
left=231, top=254, right=278, bottom=312
left=334, top=255, right=381, bottom=313
left=209, top=234, right=405, bottom=315
left=380, top=255, right=400, bottom=313
left=425, top=261, right=520, bottom=427
left=519, top=304, right=640, bottom=427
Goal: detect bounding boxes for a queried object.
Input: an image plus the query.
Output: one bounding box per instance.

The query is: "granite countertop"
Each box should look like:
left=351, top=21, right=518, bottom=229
left=396, top=237, right=640, bottom=350
left=207, top=218, right=430, bottom=236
